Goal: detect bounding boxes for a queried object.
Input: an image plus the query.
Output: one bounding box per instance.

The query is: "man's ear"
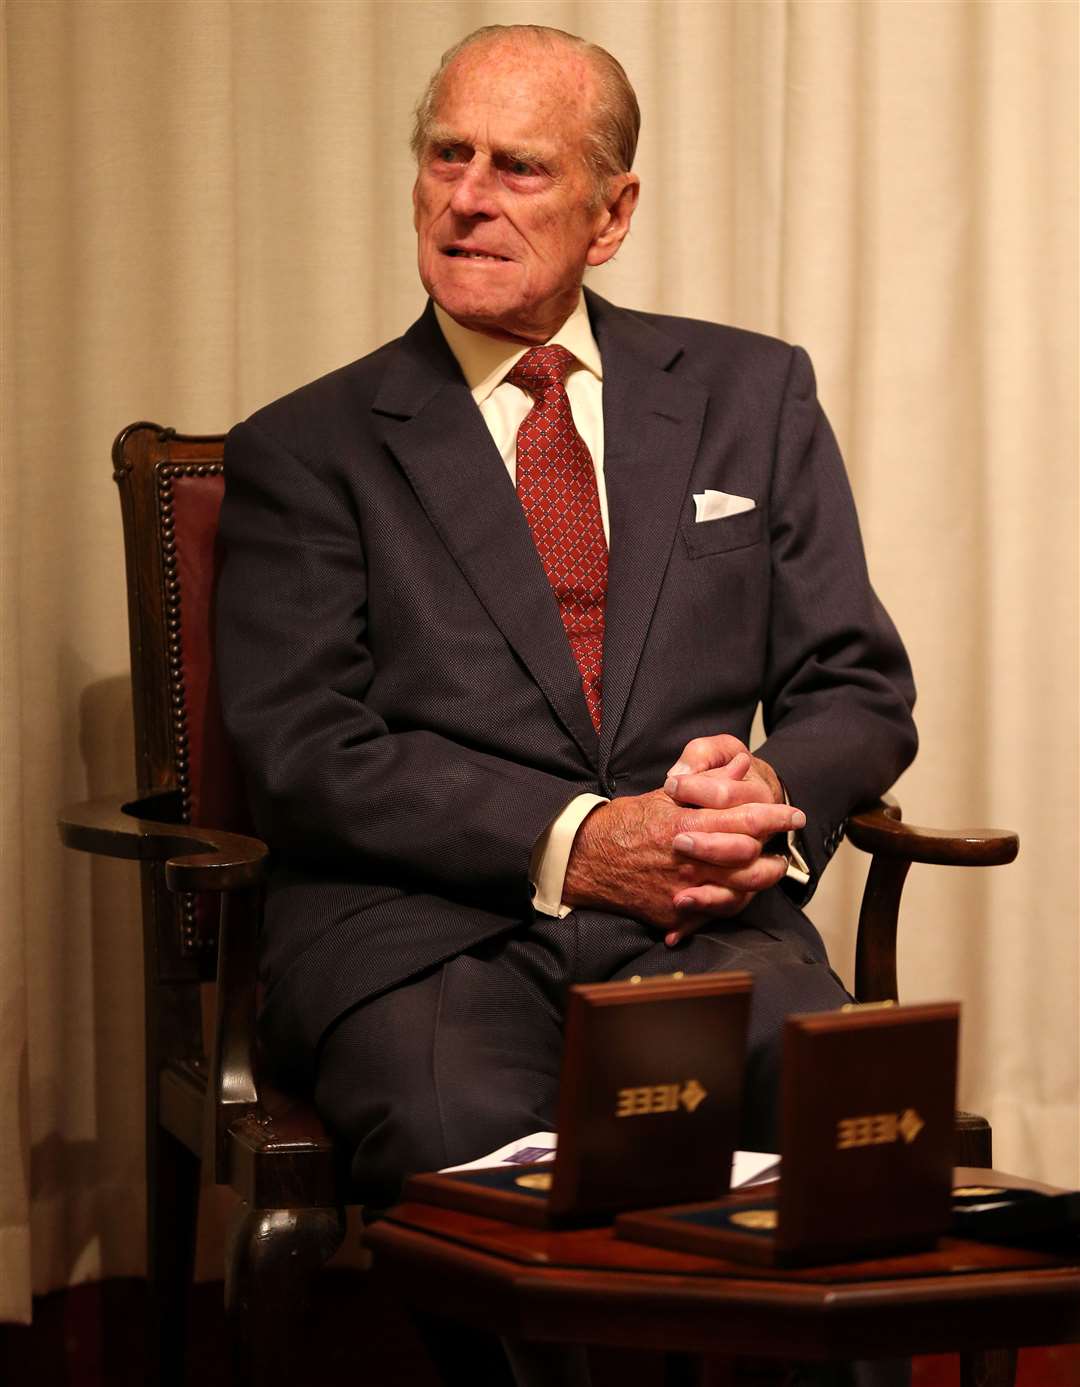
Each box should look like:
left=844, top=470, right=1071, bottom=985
left=586, top=175, right=640, bottom=268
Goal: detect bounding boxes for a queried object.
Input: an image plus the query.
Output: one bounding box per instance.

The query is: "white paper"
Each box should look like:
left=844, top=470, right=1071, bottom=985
left=731, top=1150, right=781, bottom=1187
left=440, top=1131, right=557, bottom=1173
left=440, top=1132, right=780, bottom=1188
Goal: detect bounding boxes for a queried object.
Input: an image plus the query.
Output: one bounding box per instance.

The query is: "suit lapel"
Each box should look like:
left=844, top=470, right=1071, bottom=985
left=586, top=292, right=709, bottom=759
left=372, top=305, right=600, bottom=761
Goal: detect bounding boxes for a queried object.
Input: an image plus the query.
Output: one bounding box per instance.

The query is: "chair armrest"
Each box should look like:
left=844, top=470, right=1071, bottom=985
left=848, top=797, right=1019, bottom=1002
left=58, top=791, right=268, bottom=890
left=59, top=791, right=273, bottom=1181
left=847, top=802, right=1019, bottom=867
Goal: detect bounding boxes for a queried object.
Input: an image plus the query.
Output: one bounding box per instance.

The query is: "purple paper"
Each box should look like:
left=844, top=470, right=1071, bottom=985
left=505, top=1146, right=556, bottom=1165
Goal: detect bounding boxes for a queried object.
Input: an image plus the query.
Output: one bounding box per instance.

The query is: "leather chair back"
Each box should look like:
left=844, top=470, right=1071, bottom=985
left=113, top=423, right=243, bottom=965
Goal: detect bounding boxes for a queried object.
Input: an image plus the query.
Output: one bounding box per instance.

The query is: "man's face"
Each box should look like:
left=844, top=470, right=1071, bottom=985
left=413, top=39, right=635, bottom=344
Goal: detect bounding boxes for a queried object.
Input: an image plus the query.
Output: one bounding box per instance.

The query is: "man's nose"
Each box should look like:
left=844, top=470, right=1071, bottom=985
left=448, top=157, right=497, bottom=219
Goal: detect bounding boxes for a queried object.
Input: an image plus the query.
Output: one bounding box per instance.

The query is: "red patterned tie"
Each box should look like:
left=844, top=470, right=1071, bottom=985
left=509, top=344, right=607, bottom=733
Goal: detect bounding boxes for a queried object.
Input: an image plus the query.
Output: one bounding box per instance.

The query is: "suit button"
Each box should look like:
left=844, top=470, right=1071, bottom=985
left=604, top=776, right=618, bottom=796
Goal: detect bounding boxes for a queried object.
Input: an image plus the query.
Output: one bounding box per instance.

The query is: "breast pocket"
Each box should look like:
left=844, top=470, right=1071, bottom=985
left=680, top=505, right=763, bottom=558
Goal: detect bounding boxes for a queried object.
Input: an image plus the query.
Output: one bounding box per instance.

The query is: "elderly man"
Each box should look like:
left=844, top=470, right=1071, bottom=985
left=218, top=15, right=914, bottom=1293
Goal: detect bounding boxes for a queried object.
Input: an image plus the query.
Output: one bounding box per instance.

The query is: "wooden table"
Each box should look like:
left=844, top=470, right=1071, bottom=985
left=365, top=1180, right=1080, bottom=1385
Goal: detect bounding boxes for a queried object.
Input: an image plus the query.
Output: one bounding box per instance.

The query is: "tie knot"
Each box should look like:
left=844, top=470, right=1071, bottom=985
left=507, top=344, right=575, bottom=398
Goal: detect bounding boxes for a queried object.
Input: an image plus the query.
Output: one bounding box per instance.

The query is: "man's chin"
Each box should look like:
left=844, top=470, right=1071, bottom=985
left=428, top=284, right=580, bottom=346
left=431, top=290, right=534, bottom=342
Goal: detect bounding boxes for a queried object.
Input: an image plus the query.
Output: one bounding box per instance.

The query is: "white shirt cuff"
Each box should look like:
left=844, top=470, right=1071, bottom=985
left=778, top=782, right=811, bottom=887
left=784, top=830, right=812, bottom=887
left=530, top=793, right=608, bottom=917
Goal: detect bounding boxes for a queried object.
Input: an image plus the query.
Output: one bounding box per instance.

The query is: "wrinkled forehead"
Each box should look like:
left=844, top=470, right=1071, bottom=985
left=433, top=37, right=597, bottom=150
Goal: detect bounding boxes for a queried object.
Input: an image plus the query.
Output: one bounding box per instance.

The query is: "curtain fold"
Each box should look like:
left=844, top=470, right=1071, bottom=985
left=2, top=0, right=1076, bottom=1316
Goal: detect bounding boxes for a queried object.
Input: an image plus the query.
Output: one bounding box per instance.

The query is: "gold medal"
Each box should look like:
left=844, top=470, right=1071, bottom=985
left=515, top=1171, right=553, bottom=1191
left=729, top=1208, right=777, bottom=1230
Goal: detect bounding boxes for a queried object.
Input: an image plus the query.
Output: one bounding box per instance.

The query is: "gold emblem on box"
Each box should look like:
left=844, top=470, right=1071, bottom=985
left=836, top=1107, right=924, bottom=1150
left=615, top=1079, right=707, bottom=1118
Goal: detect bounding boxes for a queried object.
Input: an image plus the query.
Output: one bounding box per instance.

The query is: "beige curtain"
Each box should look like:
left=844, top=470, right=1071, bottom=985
left=1, top=0, right=1076, bottom=1321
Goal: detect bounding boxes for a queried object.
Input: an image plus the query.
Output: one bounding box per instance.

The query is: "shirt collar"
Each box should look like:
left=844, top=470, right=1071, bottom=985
left=433, top=295, right=602, bottom=407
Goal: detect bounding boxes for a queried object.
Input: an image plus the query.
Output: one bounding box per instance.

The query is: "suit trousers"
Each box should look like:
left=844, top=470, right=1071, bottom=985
left=313, top=908, right=851, bottom=1205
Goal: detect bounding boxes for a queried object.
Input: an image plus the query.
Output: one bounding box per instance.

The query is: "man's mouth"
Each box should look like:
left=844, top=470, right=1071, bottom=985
left=443, top=248, right=511, bottom=261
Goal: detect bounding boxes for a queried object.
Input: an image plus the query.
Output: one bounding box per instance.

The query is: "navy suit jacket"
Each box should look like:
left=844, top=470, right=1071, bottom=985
left=216, top=290, right=917, bottom=1081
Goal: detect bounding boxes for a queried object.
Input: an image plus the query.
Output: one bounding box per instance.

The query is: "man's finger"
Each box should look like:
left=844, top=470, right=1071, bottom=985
left=672, top=829, right=760, bottom=866
left=722, top=854, right=790, bottom=894
left=667, top=734, right=748, bottom=777
left=666, top=769, right=794, bottom=813
left=673, top=806, right=804, bottom=854
left=664, top=888, right=751, bottom=944
left=676, top=854, right=788, bottom=899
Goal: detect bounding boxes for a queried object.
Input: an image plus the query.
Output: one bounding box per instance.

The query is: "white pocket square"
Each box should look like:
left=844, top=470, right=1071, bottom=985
left=693, top=489, right=756, bottom=523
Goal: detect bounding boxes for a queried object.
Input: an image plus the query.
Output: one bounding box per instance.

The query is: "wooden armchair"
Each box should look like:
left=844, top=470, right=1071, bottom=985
left=58, top=422, right=1019, bottom=1387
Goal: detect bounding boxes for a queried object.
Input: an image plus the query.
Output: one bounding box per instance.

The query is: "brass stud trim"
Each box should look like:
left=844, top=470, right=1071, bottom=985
left=157, top=460, right=224, bottom=957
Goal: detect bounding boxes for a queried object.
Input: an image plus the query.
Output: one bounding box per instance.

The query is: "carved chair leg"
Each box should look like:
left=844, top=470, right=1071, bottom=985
left=960, top=1348, right=1018, bottom=1387
left=148, top=1125, right=201, bottom=1387
left=225, top=1202, right=346, bottom=1387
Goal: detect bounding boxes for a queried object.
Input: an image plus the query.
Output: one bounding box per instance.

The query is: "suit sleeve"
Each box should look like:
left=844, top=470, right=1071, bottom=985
left=753, top=346, right=918, bottom=898
left=215, top=417, right=583, bottom=916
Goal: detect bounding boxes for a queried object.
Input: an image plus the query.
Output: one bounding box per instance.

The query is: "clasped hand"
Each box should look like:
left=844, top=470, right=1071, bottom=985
left=562, top=735, right=804, bottom=944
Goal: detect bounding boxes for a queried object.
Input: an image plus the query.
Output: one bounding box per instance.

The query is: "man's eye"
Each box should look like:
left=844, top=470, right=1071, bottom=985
left=509, top=160, right=535, bottom=176
left=437, top=147, right=457, bottom=162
